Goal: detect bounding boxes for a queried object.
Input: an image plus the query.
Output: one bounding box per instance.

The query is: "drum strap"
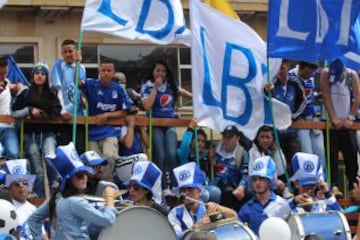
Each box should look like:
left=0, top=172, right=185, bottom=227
left=175, top=208, right=189, bottom=231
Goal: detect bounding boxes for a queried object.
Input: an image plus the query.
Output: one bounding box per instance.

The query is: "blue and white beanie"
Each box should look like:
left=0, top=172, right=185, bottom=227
left=125, top=161, right=162, bottom=203
left=46, top=142, right=93, bottom=191
left=31, top=62, right=49, bottom=76
left=4, top=159, right=36, bottom=192
left=290, top=152, right=324, bottom=186
left=173, top=162, right=206, bottom=190
left=248, top=156, right=277, bottom=190
left=80, top=151, right=108, bottom=167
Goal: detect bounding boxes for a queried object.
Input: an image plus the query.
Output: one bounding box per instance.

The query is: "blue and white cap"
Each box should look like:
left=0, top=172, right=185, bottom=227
left=173, top=162, right=206, bottom=190
left=248, top=156, right=277, bottom=190
left=46, top=142, right=93, bottom=191
left=125, top=161, right=162, bottom=203
left=4, top=159, right=36, bottom=192
left=80, top=151, right=108, bottom=167
left=290, top=152, right=323, bottom=186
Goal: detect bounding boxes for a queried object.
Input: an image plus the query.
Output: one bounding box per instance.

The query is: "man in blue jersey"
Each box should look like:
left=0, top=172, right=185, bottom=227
left=51, top=39, right=87, bottom=153
left=79, top=59, right=132, bottom=179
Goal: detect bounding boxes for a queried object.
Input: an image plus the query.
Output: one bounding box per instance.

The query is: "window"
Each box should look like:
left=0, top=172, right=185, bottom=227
left=82, top=44, right=191, bottom=108
left=0, top=43, right=37, bottom=80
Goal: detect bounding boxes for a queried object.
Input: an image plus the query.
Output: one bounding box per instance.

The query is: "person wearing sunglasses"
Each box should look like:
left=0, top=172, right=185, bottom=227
left=27, top=143, right=117, bottom=240
left=288, top=152, right=341, bottom=213
left=125, top=161, right=168, bottom=216
left=3, top=159, right=49, bottom=240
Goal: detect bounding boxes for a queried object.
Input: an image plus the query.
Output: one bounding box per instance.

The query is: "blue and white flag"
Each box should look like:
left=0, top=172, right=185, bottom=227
left=81, top=0, right=190, bottom=45
left=268, top=0, right=360, bottom=62
left=190, top=0, right=291, bottom=139
left=7, top=56, right=29, bottom=85
left=340, top=16, right=360, bottom=71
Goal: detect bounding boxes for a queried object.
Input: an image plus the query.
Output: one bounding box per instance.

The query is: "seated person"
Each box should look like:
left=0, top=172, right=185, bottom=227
left=80, top=150, right=120, bottom=197
left=208, top=125, right=251, bottom=211
left=238, top=156, right=291, bottom=236
left=168, top=162, right=236, bottom=240
left=125, top=161, right=168, bottom=216
left=288, top=152, right=341, bottom=213
left=4, top=159, right=48, bottom=239
left=177, top=118, right=221, bottom=203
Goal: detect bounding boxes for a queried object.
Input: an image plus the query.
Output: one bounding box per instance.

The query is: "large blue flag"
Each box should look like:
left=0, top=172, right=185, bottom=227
left=268, top=0, right=360, bottom=62
left=340, top=15, right=360, bottom=71
left=7, top=56, right=29, bottom=85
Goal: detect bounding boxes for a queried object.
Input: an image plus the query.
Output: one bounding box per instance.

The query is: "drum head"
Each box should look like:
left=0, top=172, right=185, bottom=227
left=98, top=206, right=177, bottom=240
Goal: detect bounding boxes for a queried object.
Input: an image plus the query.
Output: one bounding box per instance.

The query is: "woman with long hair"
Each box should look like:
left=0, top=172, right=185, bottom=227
left=11, top=62, right=61, bottom=198
left=27, top=143, right=117, bottom=239
left=141, top=59, right=192, bottom=188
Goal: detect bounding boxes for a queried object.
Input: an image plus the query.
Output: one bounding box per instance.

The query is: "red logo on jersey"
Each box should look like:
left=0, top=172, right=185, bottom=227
left=215, top=164, right=227, bottom=174
left=160, top=94, right=172, bottom=106
left=304, top=88, right=313, bottom=97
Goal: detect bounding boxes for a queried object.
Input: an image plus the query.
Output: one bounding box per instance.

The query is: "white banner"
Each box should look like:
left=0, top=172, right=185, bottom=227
left=81, top=0, right=190, bottom=45
left=190, top=0, right=291, bottom=139
left=0, top=0, right=7, bottom=8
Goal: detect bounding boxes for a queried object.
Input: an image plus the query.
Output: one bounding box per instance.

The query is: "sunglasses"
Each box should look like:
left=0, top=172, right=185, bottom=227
left=74, top=171, right=88, bottom=179
left=12, top=180, right=29, bottom=188
left=127, top=183, right=141, bottom=191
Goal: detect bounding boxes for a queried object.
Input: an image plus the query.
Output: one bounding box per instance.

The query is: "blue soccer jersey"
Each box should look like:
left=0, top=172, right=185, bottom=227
left=83, top=79, right=132, bottom=141
left=140, top=80, right=178, bottom=118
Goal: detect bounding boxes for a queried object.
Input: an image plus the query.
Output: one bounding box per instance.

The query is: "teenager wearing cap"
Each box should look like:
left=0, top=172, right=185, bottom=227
left=4, top=159, right=48, bottom=240
left=208, top=125, right=251, bottom=211
left=11, top=62, right=63, bottom=198
left=288, top=152, right=341, bottom=213
left=168, top=162, right=236, bottom=240
left=238, top=156, right=291, bottom=236
left=27, top=143, right=117, bottom=240
left=125, top=161, right=168, bottom=216
left=321, top=58, right=360, bottom=195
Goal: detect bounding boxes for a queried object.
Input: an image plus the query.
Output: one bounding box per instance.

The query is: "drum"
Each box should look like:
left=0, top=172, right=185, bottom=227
left=98, top=206, right=177, bottom=240
left=182, top=218, right=258, bottom=240
left=287, top=212, right=352, bottom=240
left=114, top=153, right=147, bottom=183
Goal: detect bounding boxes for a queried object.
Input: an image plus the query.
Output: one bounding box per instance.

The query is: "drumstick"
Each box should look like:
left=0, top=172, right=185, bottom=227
left=180, top=193, right=208, bottom=207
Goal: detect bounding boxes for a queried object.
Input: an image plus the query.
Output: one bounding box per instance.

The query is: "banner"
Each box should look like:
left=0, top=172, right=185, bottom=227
left=268, top=0, right=360, bottom=62
left=7, top=56, right=29, bottom=85
left=204, top=0, right=239, bottom=20
left=0, top=0, right=7, bottom=8
left=190, top=0, right=291, bottom=139
left=81, top=0, right=190, bottom=45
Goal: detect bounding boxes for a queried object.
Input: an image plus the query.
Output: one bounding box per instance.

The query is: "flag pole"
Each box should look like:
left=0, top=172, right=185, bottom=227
left=266, top=58, right=292, bottom=192
left=72, top=31, right=84, bottom=146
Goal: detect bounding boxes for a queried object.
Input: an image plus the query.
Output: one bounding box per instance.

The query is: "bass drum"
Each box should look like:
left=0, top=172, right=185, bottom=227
left=182, top=218, right=258, bottom=240
left=98, top=206, right=177, bottom=240
left=287, top=212, right=351, bottom=240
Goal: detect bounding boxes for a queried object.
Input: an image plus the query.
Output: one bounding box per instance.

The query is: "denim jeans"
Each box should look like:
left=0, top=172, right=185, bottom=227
left=297, top=118, right=326, bottom=171
left=0, top=127, right=19, bottom=159
left=25, top=132, right=59, bottom=198
left=152, top=127, right=178, bottom=188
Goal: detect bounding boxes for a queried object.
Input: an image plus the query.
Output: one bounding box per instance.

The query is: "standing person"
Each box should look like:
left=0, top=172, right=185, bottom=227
left=238, top=156, right=291, bottom=236
left=249, top=125, right=292, bottom=198
left=11, top=62, right=61, bottom=198
left=0, top=56, right=19, bottom=160
left=321, top=58, right=360, bottom=193
left=4, top=159, right=48, bottom=240
left=290, top=61, right=326, bottom=172
left=269, top=59, right=303, bottom=174
left=27, top=142, right=117, bottom=240
left=51, top=39, right=86, bottom=153
left=168, top=162, right=236, bottom=240
left=208, top=125, right=251, bottom=211
left=79, top=60, right=132, bottom=179
left=141, top=59, right=192, bottom=188
left=125, top=161, right=168, bottom=216
left=288, top=152, right=341, bottom=213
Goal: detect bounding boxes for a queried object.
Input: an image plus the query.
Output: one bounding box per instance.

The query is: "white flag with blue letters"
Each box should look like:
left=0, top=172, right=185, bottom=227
left=81, top=0, right=190, bottom=45
left=190, top=0, right=291, bottom=139
left=268, top=0, right=360, bottom=62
